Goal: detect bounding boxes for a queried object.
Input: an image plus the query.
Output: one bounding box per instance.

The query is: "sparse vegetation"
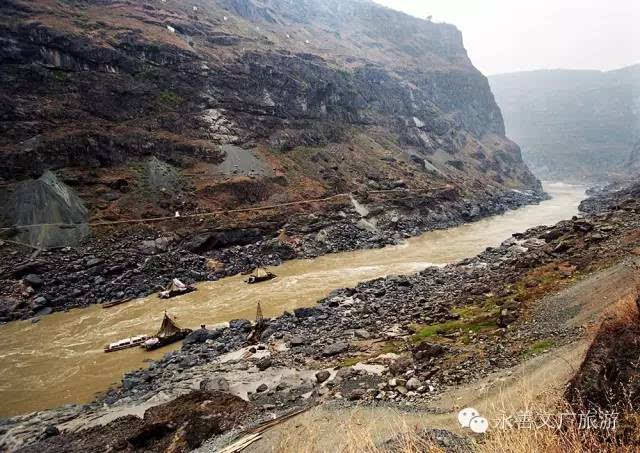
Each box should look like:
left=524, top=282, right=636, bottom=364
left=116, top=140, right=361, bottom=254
left=154, top=90, right=183, bottom=109
left=380, top=341, right=402, bottom=354
left=410, top=318, right=498, bottom=344
left=523, top=339, right=555, bottom=358
left=134, top=67, right=161, bottom=82
left=338, top=357, right=362, bottom=368
left=51, top=70, right=70, bottom=83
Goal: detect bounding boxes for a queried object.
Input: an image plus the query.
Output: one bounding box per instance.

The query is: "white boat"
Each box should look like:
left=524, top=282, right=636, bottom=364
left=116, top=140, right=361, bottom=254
left=104, top=334, right=149, bottom=353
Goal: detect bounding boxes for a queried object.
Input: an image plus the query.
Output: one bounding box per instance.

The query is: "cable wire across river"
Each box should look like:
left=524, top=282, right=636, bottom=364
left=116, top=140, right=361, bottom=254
left=0, top=186, right=451, bottom=232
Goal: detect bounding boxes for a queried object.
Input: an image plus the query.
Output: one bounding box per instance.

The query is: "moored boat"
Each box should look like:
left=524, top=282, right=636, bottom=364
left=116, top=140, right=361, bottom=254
left=158, top=278, right=196, bottom=299
left=245, top=267, right=276, bottom=284
left=142, top=312, right=192, bottom=351
left=104, top=334, right=149, bottom=353
left=101, top=297, right=133, bottom=309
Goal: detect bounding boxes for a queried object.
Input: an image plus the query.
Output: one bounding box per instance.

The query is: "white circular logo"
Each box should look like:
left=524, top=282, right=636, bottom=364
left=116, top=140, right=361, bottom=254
left=469, top=416, right=489, bottom=434
left=457, top=407, right=479, bottom=428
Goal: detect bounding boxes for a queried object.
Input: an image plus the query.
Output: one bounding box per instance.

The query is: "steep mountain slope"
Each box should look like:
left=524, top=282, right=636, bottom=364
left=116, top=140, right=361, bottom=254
left=490, top=65, right=640, bottom=181
left=0, top=0, right=541, bottom=246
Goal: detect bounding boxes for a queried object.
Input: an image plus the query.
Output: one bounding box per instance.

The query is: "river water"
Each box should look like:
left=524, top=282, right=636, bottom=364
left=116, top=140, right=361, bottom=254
left=0, top=183, right=585, bottom=417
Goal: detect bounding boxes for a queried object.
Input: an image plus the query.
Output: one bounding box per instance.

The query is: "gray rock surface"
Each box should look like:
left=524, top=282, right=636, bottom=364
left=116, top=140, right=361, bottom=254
left=0, top=171, right=88, bottom=247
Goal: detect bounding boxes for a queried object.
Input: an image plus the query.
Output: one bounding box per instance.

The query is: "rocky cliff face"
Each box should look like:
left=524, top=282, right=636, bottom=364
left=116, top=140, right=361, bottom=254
left=490, top=66, right=640, bottom=182
left=0, top=0, right=541, bottom=244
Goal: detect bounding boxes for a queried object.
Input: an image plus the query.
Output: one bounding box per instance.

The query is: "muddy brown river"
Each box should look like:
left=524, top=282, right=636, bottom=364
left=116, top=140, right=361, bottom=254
left=0, top=184, right=585, bottom=417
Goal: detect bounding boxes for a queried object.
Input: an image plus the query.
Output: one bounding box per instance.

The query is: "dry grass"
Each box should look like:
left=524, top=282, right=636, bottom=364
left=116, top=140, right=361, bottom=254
left=274, top=404, right=638, bottom=453
left=275, top=408, right=447, bottom=453
left=273, top=372, right=640, bottom=453
left=607, top=291, right=640, bottom=327
left=477, top=423, right=627, bottom=453
left=477, top=391, right=633, bottom=453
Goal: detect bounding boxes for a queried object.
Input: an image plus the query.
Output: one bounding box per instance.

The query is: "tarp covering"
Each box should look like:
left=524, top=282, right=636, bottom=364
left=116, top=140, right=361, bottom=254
left=168, top=278, right=186, bottom=291
left=254, top=268, right=268, bottom=278
left=156, top=313, right=182, bottom=338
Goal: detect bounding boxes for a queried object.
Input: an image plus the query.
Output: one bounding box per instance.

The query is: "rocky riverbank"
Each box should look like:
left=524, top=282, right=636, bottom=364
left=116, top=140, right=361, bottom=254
left=3, top=183, right=639, bottom=451
left=0, top=188, right=545, bottom=323
left=104, top=183, right=639, bottom=406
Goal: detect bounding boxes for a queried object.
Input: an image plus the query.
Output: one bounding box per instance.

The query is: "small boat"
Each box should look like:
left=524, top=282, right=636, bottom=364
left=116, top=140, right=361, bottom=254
left=158, top=278, right=196, bottom=299
left=142, top=312, right=192, bottom=351
left=102, top=297, right=133, bottom=309
left=245, top=267, right=276, bottom=284
left=104, top=335, right=149, bottom=353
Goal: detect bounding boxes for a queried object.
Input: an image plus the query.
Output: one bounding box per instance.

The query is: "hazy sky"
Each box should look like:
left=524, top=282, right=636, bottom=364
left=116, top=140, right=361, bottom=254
left=373, top=0, right=640, bottom=75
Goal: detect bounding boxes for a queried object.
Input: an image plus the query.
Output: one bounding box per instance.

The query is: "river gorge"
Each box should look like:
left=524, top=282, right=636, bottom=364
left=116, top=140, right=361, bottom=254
left=0, top=183, right=585, bottom=417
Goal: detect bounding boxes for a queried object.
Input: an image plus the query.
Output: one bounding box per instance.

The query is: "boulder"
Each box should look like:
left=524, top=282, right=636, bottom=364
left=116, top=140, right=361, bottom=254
left=229, top=319, right=252, bottom=332
left=43, top=425, right=60, bottom=438
left=412, top=342, right=446, bottom=360
left=354, top=329, right=371, bottom=339
left=183, top=229, right=264, bottom=252
left=260, top=326, right=276, bottom=341
left=315, top=370, right=331, bottom=384
left=322, top=342, right=348, bottom=357
left=23, top=274, right=43, bottom=288
left=139, top=237, right=173, bottom=254
left=34, top=296, right=49, bottom=307
left=200, top=377, right=230, bottom=393
left=184, top=328, right=223, bottom=345
left=541, top=228, right=564, bottom=242
left=406, top=377, right=421, bottom=391
left=256, top=357, right=272, bottom=371
left=389, top=356, right=412, bottom=375
left=34, top=307, right=52, bottom=317
left=206, top=259, right=225, bottom=273
left=347, top=388, right=366, bottom=400
left=294, top=307, right=320, bottom=319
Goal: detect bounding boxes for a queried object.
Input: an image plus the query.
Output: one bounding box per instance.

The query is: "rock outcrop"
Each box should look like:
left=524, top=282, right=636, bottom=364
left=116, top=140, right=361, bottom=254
left=0, top=0, right=541, bottom=246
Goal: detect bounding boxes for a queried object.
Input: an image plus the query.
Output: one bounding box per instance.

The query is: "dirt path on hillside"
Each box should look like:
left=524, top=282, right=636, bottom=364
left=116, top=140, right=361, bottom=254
left=229, top=258, right=640, bottom=452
